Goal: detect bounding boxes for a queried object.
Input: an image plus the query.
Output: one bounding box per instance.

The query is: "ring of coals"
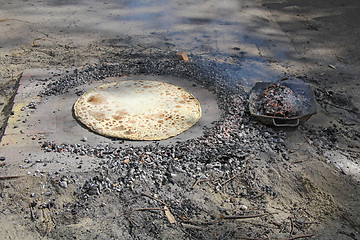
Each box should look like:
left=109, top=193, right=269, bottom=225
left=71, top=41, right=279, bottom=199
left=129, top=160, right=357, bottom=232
left=40, top=50, right=288, bottom=199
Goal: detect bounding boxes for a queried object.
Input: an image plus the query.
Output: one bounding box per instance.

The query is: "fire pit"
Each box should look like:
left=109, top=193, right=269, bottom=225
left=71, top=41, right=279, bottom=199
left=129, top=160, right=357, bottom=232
left=249, top=81, right=317, bottom=127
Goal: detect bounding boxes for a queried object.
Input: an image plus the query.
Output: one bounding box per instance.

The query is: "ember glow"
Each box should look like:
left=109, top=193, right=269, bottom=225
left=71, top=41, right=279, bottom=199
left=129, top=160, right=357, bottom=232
left=258, top=83, right=302, bottom=118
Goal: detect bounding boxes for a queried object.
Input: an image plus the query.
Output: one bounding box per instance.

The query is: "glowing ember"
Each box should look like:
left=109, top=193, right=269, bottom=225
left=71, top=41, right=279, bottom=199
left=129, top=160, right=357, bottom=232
left=258, top=84, right=303, bottom=117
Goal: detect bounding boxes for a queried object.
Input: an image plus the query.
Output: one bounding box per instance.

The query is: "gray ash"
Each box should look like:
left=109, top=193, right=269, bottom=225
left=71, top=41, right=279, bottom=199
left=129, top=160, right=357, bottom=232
left=41, top=51, right=221, bottom=97
left=39, top=50, right=289, bottom=200
left=41, top=90, right=285, bottom=200
left=37, top=49, right=291, bottom=239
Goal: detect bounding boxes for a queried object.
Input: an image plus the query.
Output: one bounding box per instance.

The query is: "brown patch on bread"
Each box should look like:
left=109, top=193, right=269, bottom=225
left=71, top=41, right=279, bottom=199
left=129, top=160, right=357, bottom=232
left=87, top=94, right=108, bottom=105
left=124, top=130, right=132, bottom=135
left=89, top=110, right=106, bottom=122
left=112, top=125, right=126, bottom=131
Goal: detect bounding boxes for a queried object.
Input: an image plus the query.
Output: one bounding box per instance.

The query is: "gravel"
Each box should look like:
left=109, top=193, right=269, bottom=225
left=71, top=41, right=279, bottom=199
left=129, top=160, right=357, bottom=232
left=34, top=48, right=294, bottom=239
left=38, top=49, right=289, bottom=199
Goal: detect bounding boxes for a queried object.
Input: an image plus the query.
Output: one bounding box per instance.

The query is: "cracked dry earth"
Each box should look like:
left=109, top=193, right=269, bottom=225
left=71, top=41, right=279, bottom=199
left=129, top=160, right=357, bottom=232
left=0, top=1, right=360, bottom=240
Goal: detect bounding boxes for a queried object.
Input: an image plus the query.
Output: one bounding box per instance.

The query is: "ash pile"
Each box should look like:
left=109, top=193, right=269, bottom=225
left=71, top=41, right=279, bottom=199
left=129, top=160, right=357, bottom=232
left=37, top=49, right=295, bottom=239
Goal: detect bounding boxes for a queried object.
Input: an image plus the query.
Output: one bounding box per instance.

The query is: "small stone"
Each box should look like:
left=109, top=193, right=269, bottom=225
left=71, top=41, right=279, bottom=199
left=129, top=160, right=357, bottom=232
left=0, top=156, right=5, bottom=161
left=81, top=137, right=87, bottom=142
left=40, top=202, right=48, bottom=208
left=59, top=181, right=68, bottom=188
left=28, top=102, right=37, bottom=109
left=45, top=191, right=52, bottom=196
left=239, top=205, right=248, bottom=211
left=30, top=201, right=37, bottom=208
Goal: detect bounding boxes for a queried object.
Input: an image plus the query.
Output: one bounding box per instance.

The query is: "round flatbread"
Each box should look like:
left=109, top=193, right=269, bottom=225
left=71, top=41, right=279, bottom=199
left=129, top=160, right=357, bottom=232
left=74, top=80, right=202, bottom=140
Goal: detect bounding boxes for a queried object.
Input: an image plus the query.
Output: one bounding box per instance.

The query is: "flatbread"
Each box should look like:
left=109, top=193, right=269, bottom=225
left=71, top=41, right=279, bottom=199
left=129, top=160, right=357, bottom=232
left=74, top=80, right=202, bottom=140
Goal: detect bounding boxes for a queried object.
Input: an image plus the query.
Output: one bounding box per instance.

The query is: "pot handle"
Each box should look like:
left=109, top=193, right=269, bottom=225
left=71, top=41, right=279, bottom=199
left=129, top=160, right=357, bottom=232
left=272, top=118, right=300, bottom=127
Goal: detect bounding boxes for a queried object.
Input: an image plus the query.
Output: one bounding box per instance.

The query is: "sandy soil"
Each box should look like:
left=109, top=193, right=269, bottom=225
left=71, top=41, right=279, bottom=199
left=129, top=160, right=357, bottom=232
left=0, top=0, right=359, bottom=239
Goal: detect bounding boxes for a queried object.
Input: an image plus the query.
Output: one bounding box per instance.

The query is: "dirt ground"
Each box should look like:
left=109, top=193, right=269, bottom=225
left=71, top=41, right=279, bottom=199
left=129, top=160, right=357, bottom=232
left=0, top=0, right=359, bottom=239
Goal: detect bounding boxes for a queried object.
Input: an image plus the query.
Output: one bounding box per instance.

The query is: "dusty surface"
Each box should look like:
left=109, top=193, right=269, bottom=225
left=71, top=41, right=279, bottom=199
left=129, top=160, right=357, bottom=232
left=0, top=0, right=359, bottom=239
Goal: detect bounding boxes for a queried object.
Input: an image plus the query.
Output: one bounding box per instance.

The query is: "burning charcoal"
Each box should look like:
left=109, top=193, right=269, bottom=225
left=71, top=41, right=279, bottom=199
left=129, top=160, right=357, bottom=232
left=258, top=84, right=302, bottom=117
